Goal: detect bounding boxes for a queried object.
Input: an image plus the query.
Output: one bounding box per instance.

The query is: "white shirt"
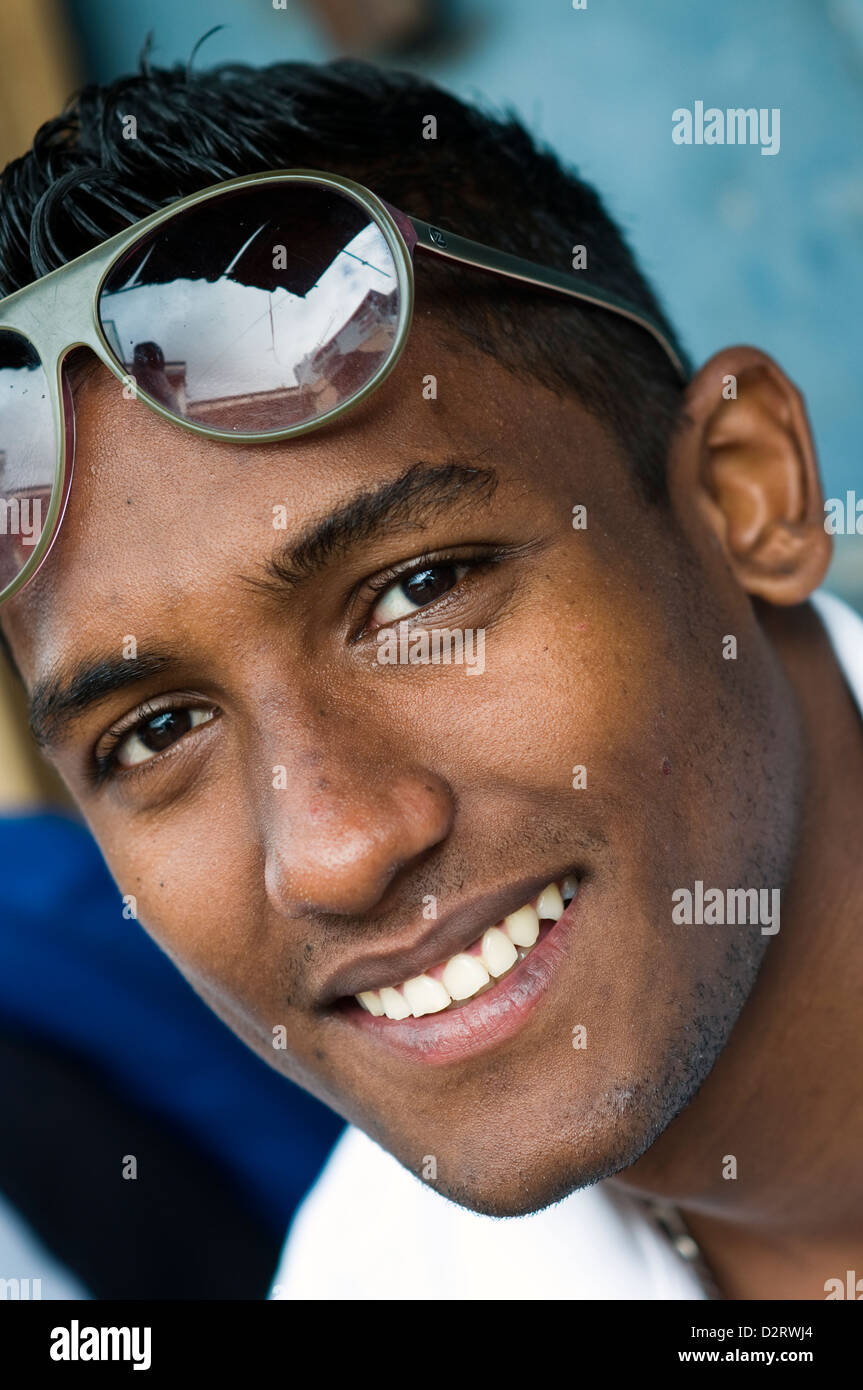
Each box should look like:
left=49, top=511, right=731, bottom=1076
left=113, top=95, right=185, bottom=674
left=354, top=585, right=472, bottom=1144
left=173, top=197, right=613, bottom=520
left=0, top=1188, right=90, bottom=1300
left=270, top=591, right=863, bottom=1300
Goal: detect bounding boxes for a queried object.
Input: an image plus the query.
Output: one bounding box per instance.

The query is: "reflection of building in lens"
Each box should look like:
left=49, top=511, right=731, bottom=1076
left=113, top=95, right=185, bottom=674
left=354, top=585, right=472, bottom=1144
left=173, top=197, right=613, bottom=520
left=0, top=482, right=50, bottom=587
left=188, top=288, right=397, bottom=432
left=0, top=453, right=49, bottom=529
left=131, top=342, right=187, bottom=414
left=295, top=288, right=396, bottom=397
left=0, top=442, right=48, bottom=534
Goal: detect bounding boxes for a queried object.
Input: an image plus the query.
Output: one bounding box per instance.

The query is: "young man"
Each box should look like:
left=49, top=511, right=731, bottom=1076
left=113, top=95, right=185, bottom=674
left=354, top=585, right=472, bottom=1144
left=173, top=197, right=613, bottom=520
left=1, top=58, right=860, bottom=1301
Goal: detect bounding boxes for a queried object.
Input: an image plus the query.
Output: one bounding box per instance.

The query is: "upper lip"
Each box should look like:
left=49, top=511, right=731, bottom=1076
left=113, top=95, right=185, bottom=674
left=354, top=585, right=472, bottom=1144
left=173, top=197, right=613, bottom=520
left=316, top=869, right=576, bottom=1005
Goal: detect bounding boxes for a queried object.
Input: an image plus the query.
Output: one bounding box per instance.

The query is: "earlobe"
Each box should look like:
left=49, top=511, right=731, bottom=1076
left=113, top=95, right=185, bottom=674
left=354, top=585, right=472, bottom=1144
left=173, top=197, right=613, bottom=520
left=670, top=346, right=832, bottom=605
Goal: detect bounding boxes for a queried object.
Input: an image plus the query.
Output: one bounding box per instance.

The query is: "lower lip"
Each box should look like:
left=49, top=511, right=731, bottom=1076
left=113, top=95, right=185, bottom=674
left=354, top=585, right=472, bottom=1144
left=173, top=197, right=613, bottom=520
left=335, top=889, right=583, bottom=1066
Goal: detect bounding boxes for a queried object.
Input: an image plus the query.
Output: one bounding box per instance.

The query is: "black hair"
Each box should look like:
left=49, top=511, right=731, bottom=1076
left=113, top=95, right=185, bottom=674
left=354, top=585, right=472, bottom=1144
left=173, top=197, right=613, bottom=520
left=0, top=56, right=689, bottom=503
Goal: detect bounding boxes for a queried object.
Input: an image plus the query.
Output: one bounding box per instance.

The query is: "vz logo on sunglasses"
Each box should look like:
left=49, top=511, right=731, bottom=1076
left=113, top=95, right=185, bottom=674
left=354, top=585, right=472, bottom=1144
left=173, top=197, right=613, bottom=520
left=428, top=227, right=448, bottom=247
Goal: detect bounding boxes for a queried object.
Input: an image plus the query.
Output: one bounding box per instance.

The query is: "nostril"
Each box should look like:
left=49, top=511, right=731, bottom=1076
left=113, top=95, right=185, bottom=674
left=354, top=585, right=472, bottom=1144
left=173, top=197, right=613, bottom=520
left=263, top=766, right=455, bottom=920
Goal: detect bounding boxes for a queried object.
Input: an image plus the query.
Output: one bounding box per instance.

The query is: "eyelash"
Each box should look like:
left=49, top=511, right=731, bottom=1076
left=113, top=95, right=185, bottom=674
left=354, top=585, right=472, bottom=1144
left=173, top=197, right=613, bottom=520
left=354, top=547, right=502, bottom=637
left=93, top=697, right=211, bottom=786
left=93, top=548, right=504, bottom=783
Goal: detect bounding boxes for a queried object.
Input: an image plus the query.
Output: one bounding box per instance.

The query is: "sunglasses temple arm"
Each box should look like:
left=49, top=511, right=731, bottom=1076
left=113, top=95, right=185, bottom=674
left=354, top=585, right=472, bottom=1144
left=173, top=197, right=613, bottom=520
left=407, top=216, right=688, bottom=383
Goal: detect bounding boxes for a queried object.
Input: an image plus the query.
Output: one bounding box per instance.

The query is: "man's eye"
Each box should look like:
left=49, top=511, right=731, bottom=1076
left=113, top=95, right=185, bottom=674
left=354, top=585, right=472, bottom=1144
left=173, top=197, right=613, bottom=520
left=370, top=561, right=469, bottom=626
left=114, top=707, right=215, bottom=769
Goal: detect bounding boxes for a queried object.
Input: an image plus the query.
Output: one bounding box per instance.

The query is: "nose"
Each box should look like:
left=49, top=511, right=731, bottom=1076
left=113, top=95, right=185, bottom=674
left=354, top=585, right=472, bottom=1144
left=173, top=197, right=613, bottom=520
left=261, top=740, right=454, bottom=919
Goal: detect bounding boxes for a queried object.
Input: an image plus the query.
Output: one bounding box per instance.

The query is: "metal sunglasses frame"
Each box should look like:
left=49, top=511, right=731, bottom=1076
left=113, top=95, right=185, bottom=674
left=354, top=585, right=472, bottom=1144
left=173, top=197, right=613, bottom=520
left=0, top=167, right=687, bottom=605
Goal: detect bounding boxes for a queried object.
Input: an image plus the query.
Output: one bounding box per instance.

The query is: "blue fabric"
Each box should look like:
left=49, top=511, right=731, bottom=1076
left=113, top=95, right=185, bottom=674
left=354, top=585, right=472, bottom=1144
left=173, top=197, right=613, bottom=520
left=0, top=811, right=343, bottom=1228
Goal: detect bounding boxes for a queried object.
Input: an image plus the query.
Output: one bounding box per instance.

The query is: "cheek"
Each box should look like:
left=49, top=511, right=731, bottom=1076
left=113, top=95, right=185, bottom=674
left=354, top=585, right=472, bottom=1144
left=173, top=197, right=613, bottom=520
left=417, top=566, right=752, bottom=902
left=90, top=800, right=274, bottom=1007
left=397, top=570, right=711, bottom=805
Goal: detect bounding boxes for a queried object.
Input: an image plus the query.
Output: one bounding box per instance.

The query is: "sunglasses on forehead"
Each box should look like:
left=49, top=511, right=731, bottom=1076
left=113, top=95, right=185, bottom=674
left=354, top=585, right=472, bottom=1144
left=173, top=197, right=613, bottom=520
left=0, top=167, right=686, bottom=607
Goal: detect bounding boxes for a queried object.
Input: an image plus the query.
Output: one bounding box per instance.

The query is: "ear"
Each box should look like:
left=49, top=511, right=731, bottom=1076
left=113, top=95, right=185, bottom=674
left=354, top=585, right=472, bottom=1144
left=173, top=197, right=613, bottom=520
left=668, top=346, right=831, bottom=604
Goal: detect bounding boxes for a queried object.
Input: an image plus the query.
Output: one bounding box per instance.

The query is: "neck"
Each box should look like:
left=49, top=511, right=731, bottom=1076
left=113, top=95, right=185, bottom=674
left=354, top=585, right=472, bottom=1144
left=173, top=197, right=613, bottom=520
left=613, top=597, right=863, bottom=1299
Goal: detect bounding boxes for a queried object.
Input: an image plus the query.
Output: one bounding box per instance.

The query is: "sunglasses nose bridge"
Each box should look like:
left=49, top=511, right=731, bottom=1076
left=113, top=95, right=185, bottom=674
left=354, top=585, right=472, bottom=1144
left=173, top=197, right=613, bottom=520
left=2, top=252, right=110, bottom=369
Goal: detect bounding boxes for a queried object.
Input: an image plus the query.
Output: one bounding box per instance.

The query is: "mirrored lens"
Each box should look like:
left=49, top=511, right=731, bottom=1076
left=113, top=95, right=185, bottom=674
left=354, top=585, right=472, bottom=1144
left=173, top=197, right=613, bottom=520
left=98, top=182, right=402, bottom=434
left=0, top=330, right=57, bottom=594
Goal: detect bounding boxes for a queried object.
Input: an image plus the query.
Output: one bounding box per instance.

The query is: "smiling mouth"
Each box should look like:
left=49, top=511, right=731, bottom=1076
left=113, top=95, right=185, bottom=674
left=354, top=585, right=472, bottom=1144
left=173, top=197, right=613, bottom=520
left=352, top=876, right=578, bottom=1020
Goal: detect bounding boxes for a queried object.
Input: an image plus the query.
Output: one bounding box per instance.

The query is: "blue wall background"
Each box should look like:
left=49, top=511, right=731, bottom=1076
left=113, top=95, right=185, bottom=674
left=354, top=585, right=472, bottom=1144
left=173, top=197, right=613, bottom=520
left=65, top=0, right=863, bottom=592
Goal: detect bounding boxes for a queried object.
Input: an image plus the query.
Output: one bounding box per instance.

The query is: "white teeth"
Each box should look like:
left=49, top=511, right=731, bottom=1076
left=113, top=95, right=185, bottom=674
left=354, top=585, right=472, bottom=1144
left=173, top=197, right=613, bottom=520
left=403, top=974, right=452, bottom=1018
left=442, top=953, right=490, bottom=1001
left=481, top=926, right=518, bottom=977
left=503, top=904, right=540, bottom=948
left=536, top=883, right=565, bottom=922
left=355, top=876, right=576, bottom=1016
left=379, top=986, right=411, bottom=1020
left=357, top=990, right=385, bottom=1016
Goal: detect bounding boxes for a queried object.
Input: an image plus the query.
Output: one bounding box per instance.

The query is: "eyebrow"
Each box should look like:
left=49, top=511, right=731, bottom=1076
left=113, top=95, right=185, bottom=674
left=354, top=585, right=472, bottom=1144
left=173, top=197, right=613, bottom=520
left=28, top=460, right=498, bottom=750
left=29, top=651, right=175, bottom=749
left=250, top=459, right=497, bottom=593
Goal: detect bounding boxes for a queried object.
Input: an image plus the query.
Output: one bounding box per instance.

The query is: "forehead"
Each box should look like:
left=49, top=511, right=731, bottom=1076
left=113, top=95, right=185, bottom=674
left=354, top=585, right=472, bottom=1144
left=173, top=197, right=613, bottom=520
left=2, top=327, right=608, bottom=687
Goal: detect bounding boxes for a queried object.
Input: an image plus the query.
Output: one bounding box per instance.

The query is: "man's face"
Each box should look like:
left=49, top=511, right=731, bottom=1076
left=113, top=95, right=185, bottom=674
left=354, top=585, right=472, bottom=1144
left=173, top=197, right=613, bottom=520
left=3, top=319, right=803, bottom=1215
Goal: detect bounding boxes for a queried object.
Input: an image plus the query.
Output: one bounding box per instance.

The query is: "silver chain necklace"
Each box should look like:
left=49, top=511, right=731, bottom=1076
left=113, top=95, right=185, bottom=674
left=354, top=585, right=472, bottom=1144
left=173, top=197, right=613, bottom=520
left=643, top=1200, right=725, bottom=1299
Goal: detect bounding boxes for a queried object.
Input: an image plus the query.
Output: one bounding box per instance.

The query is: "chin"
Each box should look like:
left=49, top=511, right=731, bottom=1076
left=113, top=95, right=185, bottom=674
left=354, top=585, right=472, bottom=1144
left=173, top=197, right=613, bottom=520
left=389, top=1080, right=685, bottom=1220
